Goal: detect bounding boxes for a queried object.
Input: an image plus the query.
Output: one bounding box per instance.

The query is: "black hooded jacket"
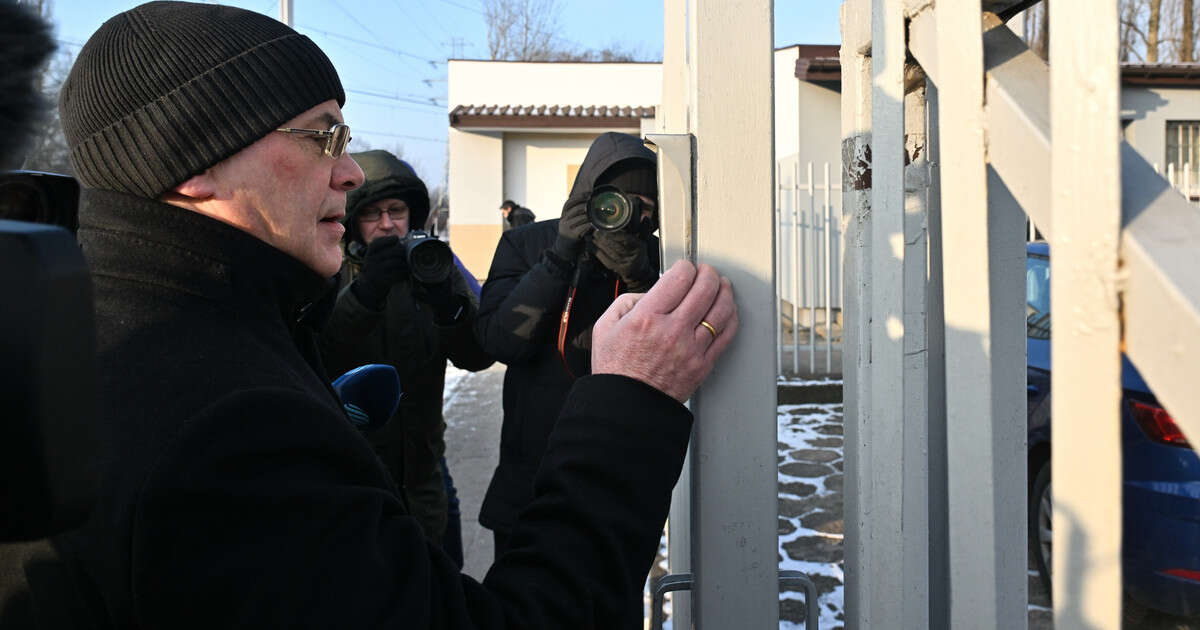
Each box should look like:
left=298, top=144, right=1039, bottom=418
left=319, top=150, right=492, bottom=541
left=45, top=189, right=691, bottom=629
left=474, top=132, right=659, bottom=533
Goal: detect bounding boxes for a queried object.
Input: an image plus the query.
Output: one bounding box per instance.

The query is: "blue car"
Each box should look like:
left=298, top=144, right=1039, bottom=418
left=1026, top=241, right=1200, bottom=616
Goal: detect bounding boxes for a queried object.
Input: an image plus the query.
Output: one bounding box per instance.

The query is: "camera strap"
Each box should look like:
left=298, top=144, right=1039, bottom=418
left=557, top=276, right=622, bottom=379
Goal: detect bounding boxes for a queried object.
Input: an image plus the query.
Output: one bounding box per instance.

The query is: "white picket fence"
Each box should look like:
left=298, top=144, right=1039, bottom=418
left=775, top=160, right=842, bottom=377
left=1154, top=162, right=1200, bottom=204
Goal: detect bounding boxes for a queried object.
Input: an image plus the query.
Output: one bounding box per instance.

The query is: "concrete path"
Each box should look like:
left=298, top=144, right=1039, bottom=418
left=442, top=363, right=506, bottom=581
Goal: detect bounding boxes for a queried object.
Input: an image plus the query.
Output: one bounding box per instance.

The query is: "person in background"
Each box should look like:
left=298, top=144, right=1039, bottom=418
left=319, top=149, right=492, bottom=568
left=475, top=132, right=662, bottom=558
left=499, top=199, right=535, bottom=227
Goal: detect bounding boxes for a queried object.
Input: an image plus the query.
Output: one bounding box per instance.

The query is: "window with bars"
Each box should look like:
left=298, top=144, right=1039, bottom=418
left=1165, top=120, right=1200, bottom=191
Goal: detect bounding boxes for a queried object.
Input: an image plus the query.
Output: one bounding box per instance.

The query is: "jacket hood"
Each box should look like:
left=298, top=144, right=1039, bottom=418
left=566, top=132, right=656, bottom=203
left=345, top=150, right=430, bottom=245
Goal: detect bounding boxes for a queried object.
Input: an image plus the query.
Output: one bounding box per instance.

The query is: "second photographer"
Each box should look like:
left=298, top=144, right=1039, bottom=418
left=475, top=132, right=660, bottom=558
left=319, top=150, right=492, bottom=566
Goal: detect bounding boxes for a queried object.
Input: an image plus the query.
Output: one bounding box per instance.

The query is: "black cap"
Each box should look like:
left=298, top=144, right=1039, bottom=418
left=60, top=1, right=345, bottom=198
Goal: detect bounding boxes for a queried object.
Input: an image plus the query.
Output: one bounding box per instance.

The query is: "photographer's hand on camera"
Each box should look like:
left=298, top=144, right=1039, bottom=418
left=414, top=277, right=466, bottom=325
left=592, top=260, right=738, bottom=402
left=551, top=200, right=591, bottom=262
left=593, top=230, right=655, bottom=292
left=351, top=235, right=409, bottom=310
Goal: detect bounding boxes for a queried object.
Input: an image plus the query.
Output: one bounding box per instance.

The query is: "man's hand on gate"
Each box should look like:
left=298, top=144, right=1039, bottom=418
left=592, top=260, right=738, bottom=403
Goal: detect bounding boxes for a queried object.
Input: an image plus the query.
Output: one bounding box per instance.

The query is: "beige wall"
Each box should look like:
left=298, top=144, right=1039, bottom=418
left=448, top=128, right=504, bottom=278
left=448, top=223, right=503, bottom=282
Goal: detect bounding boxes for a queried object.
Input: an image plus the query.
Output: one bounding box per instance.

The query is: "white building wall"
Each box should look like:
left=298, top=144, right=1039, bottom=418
left=502, top=133, right=597, bottom=221
left=1122, top=85, right=1200, bottom=174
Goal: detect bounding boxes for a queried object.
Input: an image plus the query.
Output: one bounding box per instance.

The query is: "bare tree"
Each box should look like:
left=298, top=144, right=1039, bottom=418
left=1149, top=0, right=1163, bottom=61
left=1024, top=1, right=1050, bottom=60
left=479, top=0, right=655, bottom=62
left=482, top=0, right=563, bottom=61
left=1184, top=0, right=1194, bottom=60
left=16, top=0, right=73, bottom=175
left=1121, top=0, right=1147, bottom=61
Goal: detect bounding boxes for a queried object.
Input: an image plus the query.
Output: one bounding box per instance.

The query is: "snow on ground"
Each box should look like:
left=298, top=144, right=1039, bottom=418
left=648, top=401, right=845, bottom=629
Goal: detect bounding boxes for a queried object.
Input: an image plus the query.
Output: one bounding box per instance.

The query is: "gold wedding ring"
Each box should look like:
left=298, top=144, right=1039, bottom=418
left=699, top=320, right=718, bottom=340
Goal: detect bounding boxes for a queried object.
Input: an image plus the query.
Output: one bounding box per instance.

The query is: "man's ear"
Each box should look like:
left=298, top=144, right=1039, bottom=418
left=171, top=171, right=217, bottom=201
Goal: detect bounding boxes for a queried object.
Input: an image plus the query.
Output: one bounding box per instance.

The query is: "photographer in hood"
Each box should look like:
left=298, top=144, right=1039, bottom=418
left=319, top=150, right=492, bottom=566
left=475, top=132, right=660, bottom=557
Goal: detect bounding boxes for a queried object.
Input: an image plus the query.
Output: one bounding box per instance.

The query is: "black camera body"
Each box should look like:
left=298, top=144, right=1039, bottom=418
left=398, top=230, right=454, bottom=285
left=349, top=230, right=454, bottom=285
left=586, top=185, right=648, bottom=233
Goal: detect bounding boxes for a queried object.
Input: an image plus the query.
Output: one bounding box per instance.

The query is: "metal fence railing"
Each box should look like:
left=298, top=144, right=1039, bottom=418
left=843, top=1, right=1200, bottom=628
left=775, top=160, right=842, bottom=378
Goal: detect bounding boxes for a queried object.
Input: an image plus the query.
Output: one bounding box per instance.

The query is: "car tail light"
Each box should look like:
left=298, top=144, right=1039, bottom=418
left=1161, top=568, right=1200, bottom=583
left=1130, top=401, right=1191, bottom=448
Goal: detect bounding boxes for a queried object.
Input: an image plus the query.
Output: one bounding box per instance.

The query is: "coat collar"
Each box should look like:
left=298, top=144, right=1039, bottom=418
left=77, top=189, right=334, bottom=327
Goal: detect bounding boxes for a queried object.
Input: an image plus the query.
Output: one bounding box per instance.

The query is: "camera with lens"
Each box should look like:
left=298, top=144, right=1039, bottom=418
left=586, top=185, right=650, bottom=233
left=398, top=230, right=454, bottom=285
left=0, top=171, right=80, bottom=233
left=349, top=230, right=454, bottom=285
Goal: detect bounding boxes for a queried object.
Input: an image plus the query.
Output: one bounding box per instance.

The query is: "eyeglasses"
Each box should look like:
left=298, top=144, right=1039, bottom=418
left=358, top=206, right=409, bottom=222
left=274, top=122, right=352, bottom=159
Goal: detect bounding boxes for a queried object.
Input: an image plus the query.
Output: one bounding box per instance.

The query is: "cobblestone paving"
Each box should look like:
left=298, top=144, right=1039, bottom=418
left=649, top=401, right=1199, bottom=629
left=778, top=403, right=845, bottom=630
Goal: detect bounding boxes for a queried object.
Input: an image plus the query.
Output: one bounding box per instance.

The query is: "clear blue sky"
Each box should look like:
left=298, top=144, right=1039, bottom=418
left=49, top=0, right=842, bottom=189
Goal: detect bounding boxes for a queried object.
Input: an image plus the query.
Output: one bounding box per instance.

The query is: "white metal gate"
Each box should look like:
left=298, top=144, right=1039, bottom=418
left=843, top=0, right=1200, bottom=628
left=776, top=161, right=843, bottom=377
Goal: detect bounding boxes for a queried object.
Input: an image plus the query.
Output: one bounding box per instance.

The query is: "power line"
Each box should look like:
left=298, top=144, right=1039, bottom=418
left=389, top=0, right=442, bottom=50
left=346, top=100, right=447, bottom=117
left=296, top=24, right=442, bottom=65
left=438, top=0, right=484, bottom=16
left=346, top=88, right=445, bottom=109
left=327, top=0, right=426, bottom=76
left=414, top=0, right=456, bottom=41
left=356, top=129, right=447, bottom=144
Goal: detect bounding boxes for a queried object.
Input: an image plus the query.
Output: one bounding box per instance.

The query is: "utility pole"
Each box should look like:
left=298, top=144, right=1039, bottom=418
left=279, top=0, right=293, bottom=27
left=444, top=37, right=467, bottom=59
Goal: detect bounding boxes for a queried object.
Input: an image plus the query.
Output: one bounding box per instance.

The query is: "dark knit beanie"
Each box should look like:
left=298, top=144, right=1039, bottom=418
left=59, top=1, right=345, bottom=198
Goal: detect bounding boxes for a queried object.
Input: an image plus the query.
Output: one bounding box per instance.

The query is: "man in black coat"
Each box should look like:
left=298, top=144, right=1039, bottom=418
left=320, top=149, right=493, bottom=565
left=499, top=199, right=535, bottom=227
left=43, top=3, right=739, bottom=629
left=475, top=132, right=664, bottom=557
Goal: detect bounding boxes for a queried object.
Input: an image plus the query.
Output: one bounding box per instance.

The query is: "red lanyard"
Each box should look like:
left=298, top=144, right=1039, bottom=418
left=557, top=278, right=621, bottom=378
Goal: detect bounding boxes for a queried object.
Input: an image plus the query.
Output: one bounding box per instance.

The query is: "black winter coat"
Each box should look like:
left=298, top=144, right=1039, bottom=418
left=47, top=190, right=691, bottom=629
left=475, top=133, right=658, bottom=533
left=320, top=256, right=492, bottom=540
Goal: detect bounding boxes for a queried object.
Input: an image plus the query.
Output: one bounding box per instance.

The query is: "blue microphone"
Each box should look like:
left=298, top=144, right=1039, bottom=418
left=331, top=364, right=401, bottom=433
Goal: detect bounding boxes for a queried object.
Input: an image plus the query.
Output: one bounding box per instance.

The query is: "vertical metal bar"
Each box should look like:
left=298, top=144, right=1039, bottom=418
left=658, top=0, right=693, bottom=625
left=689, top=0, right=778, bottom=625
left=925, top=78, right=951, bottom=630
left=808, top=161, right=817, bottom=373
left=824, top=161, right=833, bottom=374
left=776, top=164, right=784, bottom=377
left=850, top=0, right=910, bottom=625
left=1050, top=0, right=1123, bottom=626
left=936, top=5, right=1027, bottom=628
left=793, top=162, right=801, bottom=375
left=902, top=80, right=932, bottom=630
left=840, top=0, right=873, bottom=622
left=279, top=0, right=293, bottom=26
